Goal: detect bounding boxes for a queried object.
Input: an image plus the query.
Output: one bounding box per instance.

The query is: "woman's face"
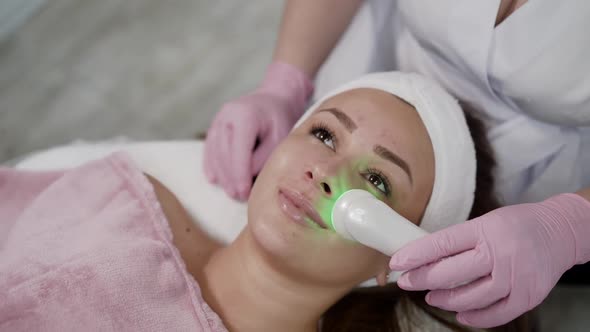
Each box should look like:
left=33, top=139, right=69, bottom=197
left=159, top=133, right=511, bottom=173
left=247, top=88, right=435, bottom=287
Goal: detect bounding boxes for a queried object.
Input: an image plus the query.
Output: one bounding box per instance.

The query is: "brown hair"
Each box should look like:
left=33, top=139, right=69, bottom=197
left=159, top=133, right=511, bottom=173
left=321, top=106, right=534, bottom=332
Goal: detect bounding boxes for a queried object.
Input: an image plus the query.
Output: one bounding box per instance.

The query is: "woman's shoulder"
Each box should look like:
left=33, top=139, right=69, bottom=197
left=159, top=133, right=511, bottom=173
left=147, top=173, right=223, bottom=277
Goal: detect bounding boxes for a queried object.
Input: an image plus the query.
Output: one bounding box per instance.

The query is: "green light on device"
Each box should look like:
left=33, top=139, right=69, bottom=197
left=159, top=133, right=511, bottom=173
left=313, top=159, right=376, bottom=231
left=316, top=175, right=350, bottom=231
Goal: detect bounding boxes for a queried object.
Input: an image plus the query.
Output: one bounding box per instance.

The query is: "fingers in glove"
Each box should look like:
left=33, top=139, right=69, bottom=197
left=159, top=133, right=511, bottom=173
left=203, top=122, right=222, bottom=184
left=228, top=118, right=260, bottom=201
left=390, top=222, right=480, bottom=271
left=426, top=275, right=510, bottom=312
left=251, top=128, right=280, bottom=175
left=218, top=121, right=239, bottom=199
left=397, top=247, right=492, bottom=291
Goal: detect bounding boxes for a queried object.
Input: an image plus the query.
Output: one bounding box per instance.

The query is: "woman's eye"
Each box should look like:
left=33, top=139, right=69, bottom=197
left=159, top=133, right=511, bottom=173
left=312, top=128, right=335, bottom=150
left=364, top=173, right=388, bottom=194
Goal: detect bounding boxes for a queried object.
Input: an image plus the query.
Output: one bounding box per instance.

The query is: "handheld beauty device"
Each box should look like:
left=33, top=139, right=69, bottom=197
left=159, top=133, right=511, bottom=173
left=331, top=189, right=428, bottom=256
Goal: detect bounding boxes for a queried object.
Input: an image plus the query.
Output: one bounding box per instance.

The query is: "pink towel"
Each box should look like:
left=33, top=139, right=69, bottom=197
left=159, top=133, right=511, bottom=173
left=0, top=152, right=227, bottom=331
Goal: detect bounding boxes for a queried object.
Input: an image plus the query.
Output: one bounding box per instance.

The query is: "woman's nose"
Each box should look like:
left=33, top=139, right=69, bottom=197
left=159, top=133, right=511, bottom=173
left=305, top=169, right=334, bottom=197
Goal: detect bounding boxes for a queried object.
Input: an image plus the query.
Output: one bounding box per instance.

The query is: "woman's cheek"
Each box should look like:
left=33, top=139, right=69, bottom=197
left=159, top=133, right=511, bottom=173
left=277, top=137, right=323, bottom=165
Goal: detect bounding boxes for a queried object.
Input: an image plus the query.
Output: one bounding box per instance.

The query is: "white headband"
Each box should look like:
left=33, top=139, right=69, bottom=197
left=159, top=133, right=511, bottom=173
left=295, top=71, right=476, bottom=233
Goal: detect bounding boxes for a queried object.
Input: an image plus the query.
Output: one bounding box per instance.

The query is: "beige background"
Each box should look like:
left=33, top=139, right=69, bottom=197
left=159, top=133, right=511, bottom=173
left=0, top=0, right=281, bottom=162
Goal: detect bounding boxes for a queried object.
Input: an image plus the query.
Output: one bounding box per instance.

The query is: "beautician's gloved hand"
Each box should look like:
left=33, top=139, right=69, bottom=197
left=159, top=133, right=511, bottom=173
left=204, top=61, right=313, bottom=201
left=389, top=193, right=590, bottom=328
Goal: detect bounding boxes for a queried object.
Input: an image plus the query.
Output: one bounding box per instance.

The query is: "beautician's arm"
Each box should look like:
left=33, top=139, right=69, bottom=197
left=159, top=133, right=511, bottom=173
left=274, top=0, right=364, bottom=77
left=203, top=0, right=363, bottom=201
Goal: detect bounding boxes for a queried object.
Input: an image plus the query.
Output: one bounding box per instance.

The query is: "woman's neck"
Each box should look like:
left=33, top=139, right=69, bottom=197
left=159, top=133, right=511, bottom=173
left=198, top=230, right=349, bottom=332
left=147, top=176, right=351, bottom=331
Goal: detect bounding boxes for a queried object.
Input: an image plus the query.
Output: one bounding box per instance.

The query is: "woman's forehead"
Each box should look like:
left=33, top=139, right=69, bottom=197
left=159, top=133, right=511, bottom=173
left=312, top=87, right=434, bottom=179
left=316, top=88, right=420, bottom=129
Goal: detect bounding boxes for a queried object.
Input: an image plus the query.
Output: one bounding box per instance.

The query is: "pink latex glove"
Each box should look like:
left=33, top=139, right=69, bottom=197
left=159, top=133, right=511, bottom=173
left=389, top=193, right=590, bottom=328
left=203, top=61, right=313, bottom=200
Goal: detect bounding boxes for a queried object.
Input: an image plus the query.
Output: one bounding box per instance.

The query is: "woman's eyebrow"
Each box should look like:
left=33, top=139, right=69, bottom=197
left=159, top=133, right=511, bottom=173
left=317, top=107, right=412, bottom=183
left=374, top=145, right=413, bottom=185
left=317, top=108, right=357, bottom=132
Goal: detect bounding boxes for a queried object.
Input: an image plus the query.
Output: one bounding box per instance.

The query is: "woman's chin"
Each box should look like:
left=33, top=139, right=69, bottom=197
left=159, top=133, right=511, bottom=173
left=249, top=215, right=304, bottom=258
left=247, top=215, right=380, bottom=287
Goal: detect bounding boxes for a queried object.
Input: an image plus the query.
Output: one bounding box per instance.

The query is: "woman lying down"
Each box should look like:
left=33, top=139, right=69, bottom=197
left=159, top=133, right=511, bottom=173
left=0, top=72, right=533, bottom=331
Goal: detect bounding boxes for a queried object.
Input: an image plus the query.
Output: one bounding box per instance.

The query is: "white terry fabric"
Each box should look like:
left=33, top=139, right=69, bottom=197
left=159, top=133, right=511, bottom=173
left=295, top=71, right=477, bottom=233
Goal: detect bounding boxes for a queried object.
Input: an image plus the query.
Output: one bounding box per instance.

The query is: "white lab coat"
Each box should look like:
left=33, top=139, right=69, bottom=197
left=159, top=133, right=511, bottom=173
left=316, top=0, right=590, bottom=205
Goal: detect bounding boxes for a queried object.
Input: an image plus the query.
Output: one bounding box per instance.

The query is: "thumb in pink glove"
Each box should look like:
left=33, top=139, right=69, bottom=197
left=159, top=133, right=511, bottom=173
left=389, top=193, right=590, bottom=328
left=203, top=62, right=313, bottom=201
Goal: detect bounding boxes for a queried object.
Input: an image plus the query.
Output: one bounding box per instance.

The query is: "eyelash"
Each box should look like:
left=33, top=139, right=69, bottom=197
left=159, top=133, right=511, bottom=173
left=310, top=122, right=337, bottom=149
left=309, top=122, right=392, bottom=197
left=364, top=167, right=392, bottom=197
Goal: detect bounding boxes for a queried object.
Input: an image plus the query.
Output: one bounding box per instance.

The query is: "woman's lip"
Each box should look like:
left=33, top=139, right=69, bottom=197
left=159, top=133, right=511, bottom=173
left=278, top=188, right=328, bottom=229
